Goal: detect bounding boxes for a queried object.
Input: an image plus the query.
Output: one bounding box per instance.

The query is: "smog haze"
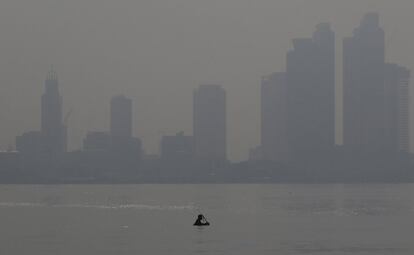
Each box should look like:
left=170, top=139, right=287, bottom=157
left=1, top=0, right=413, bottom=161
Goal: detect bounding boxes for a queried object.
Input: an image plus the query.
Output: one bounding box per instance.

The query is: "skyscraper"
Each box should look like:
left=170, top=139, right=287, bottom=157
left=110, top=95, right=132, bottom=138
left=193, top=85, right=226, bottom=162
left=109, top=95, right=142, bottom=157
left=384, top=63, right=411, bottom=152
left=261, top=72, right=288, bottom=162
left=343, top=13, right=385, bottom=151
left=41, top=67, right=66, bottom=154
left=286, top=23, right=335, bottom=159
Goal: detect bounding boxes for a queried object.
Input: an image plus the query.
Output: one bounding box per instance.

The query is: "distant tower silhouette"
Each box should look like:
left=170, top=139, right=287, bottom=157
left=41, top=66, right=66, bottom=154
left=110, top=95, right=132, bottom=138
left=109, top=95, right=142, bottom=156
left=384, top=63, right=411, bottom=153
left=193, top=85, right=226, bottom=162
left=286, top=23, right=335, bottom=159
left=261, top=72, right=288, bottom=161
left=343, top=13, right=385, bottom=151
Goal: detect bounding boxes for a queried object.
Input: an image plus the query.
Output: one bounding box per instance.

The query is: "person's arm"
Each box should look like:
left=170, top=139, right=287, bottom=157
left=203, top=217, right=210, bottom=225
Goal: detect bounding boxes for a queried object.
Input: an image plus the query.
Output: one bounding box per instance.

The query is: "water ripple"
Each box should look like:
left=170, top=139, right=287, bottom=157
left=0, top=202, right=196, bottom=211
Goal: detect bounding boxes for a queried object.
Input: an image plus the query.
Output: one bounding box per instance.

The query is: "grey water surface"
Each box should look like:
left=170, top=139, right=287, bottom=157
left=0, top=184, right=413, bottom=255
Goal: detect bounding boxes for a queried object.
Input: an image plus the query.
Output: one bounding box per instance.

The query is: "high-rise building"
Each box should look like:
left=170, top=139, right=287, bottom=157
left=343, top=13, right=385, bottom=151
left=110, top=95, right=132, bottom=138
left=109, top=95, right=142, bottom=157
left=193, top=85, right=226, bottom=162
left=41, top=68, right=67, bottom=154
left=384, top=63, right=411, bottom=152
left=260, top=72, right=288, bottom=161
left=286, top=23, right=335, bottom=159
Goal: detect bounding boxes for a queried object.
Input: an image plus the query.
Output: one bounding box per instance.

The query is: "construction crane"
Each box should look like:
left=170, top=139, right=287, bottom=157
left=64, top=109, right=73, bottom=127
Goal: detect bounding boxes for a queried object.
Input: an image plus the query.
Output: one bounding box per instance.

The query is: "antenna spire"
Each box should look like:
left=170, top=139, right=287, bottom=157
left=47, top=65, right=58, bottom=81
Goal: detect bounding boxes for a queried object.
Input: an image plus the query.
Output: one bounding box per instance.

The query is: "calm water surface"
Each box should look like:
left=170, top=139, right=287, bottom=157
left=0, top=184, right=413, bottom=255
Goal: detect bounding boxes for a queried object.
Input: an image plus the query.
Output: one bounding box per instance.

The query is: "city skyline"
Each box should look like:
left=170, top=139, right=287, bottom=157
left=0, top=11, right=413, bottom=184
left=1, top=3, right=414, bottom=161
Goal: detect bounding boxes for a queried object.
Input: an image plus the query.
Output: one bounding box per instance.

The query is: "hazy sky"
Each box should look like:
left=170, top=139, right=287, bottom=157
left=1, top=0, right=413, bottom=161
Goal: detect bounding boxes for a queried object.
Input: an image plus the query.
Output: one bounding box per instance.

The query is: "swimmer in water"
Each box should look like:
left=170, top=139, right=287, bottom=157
left=193, top=214, right=210, bottom=226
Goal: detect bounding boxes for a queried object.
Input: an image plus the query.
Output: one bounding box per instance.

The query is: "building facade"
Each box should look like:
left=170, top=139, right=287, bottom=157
left=83, top=131, right=111, bottom=152
left=41, top=68, right=67, bottom=154
left=109, top=95, right=142, bottom=157
left=193, top=85, right=226, bottom=162
left=110, top=95, right=132, bottom=138
left=160, top=132, right=194, bottom=160
left=286, top=23, right=335, bottom=159
left=384, top=63, right=411, bottom=153
left=261, top=72, right=288, bottom=162
left=343, top=13, right=386, bottom=151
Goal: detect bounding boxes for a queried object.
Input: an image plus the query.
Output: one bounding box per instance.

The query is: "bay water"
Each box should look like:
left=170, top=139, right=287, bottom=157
left=0, top=184, right=413, bottom=255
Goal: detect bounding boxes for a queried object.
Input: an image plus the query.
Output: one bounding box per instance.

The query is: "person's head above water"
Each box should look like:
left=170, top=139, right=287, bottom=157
left=197, top=214, right=204, bottom=220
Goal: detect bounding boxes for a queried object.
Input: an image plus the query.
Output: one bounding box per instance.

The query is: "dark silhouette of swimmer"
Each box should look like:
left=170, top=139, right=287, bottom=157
left=193, top=214, right=210, bottom=226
